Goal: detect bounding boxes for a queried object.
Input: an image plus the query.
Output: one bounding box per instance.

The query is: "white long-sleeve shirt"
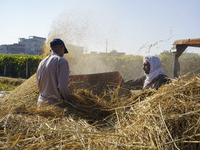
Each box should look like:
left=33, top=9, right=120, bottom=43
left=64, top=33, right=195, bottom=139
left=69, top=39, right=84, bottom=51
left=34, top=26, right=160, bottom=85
left=36, top=52, right=70, bottom=106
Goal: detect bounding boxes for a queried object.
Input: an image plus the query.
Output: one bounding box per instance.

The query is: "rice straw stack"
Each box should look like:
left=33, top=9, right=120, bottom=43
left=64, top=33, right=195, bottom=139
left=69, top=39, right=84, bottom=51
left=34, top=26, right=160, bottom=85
left=0, top=73, right=199, bottom=149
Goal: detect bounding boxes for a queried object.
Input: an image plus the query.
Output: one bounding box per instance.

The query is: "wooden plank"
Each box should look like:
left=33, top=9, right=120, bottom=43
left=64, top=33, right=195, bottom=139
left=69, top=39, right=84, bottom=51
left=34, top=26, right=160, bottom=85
left=173, top=38, right=200, bottom=47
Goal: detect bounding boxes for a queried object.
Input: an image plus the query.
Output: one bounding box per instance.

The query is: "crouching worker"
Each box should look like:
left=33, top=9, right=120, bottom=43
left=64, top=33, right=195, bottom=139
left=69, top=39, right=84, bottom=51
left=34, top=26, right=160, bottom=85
left=36, top=38, right=70, bottom=107
left=122, top=56, right=171, bottom=90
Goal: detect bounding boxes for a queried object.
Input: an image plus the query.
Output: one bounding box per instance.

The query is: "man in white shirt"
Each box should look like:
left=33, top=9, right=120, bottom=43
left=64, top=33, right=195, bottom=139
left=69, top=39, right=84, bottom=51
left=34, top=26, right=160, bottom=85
left=36, top=38, right=70, bottom=107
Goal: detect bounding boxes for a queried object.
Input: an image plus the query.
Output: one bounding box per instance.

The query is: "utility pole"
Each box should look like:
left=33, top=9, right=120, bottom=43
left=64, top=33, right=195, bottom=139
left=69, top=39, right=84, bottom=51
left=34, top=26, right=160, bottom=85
left=106, top=39, right=108, bottom=53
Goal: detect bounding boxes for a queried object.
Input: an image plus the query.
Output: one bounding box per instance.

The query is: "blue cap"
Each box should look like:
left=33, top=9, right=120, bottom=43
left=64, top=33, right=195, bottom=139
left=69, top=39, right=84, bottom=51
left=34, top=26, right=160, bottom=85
left=50, top=38, right=68, bottom=53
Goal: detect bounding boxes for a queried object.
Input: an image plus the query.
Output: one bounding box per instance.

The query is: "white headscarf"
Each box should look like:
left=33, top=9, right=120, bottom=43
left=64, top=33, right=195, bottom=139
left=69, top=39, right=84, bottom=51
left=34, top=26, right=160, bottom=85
left=143, top=56, right=166, bottom=88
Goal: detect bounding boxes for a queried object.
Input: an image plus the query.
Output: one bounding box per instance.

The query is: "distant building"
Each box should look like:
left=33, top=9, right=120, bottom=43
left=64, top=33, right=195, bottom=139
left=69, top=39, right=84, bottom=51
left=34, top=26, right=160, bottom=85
left=0, top=36, right=46, bottom=55
left=90, top=52, right=98, bottom=55
left=0, top=44, right=25, bottom=54
left=89, top=50, right=125, bottom=56
left=0, top=45, right=6, bottom=53
left=182, top=52, right=197, bottom=56
left=109, top=50, right=125, bottom=56
left=18, top=36, right=46, bottom=55
left=100, top=50, right=125, bottom=56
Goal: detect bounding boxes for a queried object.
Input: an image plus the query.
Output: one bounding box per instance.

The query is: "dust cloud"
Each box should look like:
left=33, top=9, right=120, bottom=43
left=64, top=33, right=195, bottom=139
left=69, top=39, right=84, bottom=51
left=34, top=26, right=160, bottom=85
left=65, top=55, right=113, bottom=75
left=43, top=10, right=117, bottom=75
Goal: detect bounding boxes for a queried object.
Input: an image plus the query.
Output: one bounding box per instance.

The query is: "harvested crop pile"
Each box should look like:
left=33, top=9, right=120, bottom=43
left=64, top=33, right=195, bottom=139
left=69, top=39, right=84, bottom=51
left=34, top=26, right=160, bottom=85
left=1, top=74, right=38, bottom=107
left=0, top=73, right=200, bottom=149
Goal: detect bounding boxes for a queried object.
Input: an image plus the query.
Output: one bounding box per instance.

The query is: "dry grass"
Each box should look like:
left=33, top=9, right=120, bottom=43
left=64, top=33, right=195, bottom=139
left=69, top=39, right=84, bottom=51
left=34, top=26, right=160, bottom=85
left=0, top=76, right=25, bottom=86
left=0, top=73, right=200, bottom=149
left=0, top=77, right=25, bottom=91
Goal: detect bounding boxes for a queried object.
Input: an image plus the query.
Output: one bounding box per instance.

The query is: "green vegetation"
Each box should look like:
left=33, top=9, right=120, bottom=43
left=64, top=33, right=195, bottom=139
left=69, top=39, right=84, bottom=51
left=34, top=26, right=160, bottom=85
left=0, top=82, right=17, bottom=91
left=0, top=54, right=42, bottom=78
left=1, top=52, right=200, bottom=80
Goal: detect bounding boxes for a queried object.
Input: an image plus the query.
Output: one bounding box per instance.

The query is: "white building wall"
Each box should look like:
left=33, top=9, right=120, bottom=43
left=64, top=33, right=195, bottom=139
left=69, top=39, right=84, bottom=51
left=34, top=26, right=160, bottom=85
left=18, top=36, right=46, bottom=55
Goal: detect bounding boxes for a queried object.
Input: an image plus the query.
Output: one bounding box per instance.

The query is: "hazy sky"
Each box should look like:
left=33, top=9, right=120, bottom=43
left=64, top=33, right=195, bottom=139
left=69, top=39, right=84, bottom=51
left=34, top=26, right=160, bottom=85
left=0, top=0, right=200, bottom=55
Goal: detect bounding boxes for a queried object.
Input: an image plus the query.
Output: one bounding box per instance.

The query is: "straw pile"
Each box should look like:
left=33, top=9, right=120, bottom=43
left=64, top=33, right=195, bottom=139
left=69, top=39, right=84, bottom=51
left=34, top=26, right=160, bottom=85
left=0, top=73, right=200, bottom=149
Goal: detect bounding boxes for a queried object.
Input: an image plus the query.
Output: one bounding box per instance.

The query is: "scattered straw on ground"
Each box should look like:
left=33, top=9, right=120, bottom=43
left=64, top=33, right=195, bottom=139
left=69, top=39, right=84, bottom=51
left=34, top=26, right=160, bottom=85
left=0, top=73, right=200, bottom=149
